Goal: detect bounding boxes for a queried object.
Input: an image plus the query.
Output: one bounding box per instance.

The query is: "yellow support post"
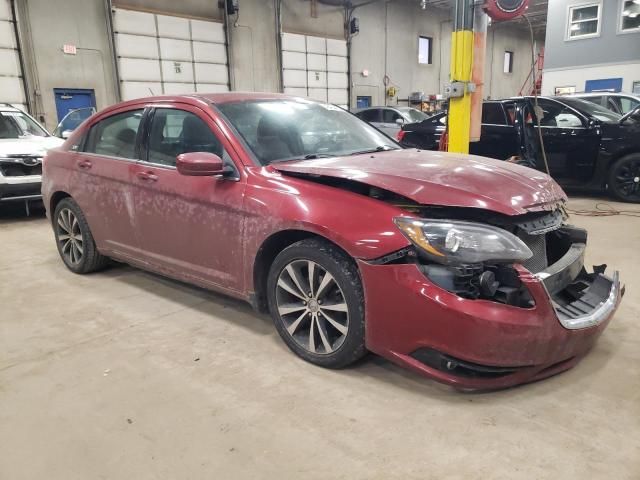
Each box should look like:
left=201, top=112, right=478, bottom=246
left=448, top=0, right=475, bottom=154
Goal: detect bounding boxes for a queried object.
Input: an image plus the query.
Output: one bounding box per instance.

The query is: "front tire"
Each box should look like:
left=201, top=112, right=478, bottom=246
left=608, top=154, right=640, bottom=203
left=267, top=238, right=366, bottom=369
left=53, top=198, right=109, bottom=274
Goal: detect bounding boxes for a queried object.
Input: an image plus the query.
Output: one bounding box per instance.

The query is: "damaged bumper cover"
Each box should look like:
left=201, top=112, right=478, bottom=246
left=357, top=235, right=622, bottom=390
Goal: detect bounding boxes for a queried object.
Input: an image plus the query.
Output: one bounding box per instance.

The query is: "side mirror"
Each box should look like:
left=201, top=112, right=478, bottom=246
left=61, top=130, right=73, bottom=139
left=176, top=152, right=225, bottom=176
left=395, top=118, right=405, bottom=125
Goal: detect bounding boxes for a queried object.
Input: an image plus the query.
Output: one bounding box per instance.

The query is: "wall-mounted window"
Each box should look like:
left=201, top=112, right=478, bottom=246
left=418, top=36, right=432, bottom=65
left=567, top=3, right=602, bottom=40
left=633, top=81, right=640, bottom=94
left=503, top=51, right=514, bottom=73
left=620, top=0, right=640, bottom=33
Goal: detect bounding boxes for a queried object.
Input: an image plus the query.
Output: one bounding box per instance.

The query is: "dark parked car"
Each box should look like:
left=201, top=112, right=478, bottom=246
left=399, top=96, right=640, bottom=202
left=42, top=93, right=621, bottom=390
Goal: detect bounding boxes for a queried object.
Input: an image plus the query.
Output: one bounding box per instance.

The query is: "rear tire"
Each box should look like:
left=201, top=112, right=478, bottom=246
left=608, top=154, right=640, bottom=203
left=53, top=198, right=109, bottom=274
left=267, top=238, right=366, bottom=369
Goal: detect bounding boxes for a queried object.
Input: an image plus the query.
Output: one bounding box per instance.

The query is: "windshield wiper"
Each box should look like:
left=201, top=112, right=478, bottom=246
left=348, top=145, right=398, bottom=156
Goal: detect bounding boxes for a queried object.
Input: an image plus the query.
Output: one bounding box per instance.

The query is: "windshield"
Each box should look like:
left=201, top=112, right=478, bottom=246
left=216, top=100, right=400, bottom=165
left=398, top=107, right=429, bottom=123
left=0, top=110, right=48, bottom=138
left=559, top=97, right=622, bottom=124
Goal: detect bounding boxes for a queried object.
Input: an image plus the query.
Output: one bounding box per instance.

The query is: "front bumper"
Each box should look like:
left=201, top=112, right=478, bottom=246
left=0, top=174, right=42, bottom=202
left=358, top=255, right=621, bottom=390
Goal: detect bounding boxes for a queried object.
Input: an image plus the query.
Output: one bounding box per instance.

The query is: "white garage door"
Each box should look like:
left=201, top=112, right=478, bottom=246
left=112, top=8, right=229, bottom=101
left=0, top=0, right=26, bottom=111
left=282, top=32, right=348, bottom=108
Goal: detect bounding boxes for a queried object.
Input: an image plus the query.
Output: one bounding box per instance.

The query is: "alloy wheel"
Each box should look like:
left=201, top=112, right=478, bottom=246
left=56, top=208, right=84, bottom=265
left=275, top=259, right=349, bottom=355
left=614, top=159, right=640, bottom=198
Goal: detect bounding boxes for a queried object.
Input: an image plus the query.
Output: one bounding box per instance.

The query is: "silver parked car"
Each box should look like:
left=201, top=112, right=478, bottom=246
left=569, top=93, right=640, bottom=116
left=353, top=106, right=429, bottom=137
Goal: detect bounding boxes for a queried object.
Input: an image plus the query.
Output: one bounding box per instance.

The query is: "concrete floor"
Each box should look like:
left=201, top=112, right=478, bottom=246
left=0, top=197, right=638, bottom=479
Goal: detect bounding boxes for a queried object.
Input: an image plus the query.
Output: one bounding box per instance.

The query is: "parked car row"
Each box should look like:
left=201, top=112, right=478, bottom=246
left=393, top=96, right=640, bottom=202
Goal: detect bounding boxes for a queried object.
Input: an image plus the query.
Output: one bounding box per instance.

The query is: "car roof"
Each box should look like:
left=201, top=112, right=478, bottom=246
left=570, top=92, right=639, bottom=98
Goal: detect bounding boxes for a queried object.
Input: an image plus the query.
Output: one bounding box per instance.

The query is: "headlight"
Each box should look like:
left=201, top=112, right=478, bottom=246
left=394, top=217, right=532, bottom=265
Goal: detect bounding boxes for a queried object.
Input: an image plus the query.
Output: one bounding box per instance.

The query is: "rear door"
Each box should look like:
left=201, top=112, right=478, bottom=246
left=471, top=102, right=520, bottom=160
left=75, top=107, right=144, bottom=259
left=529, top=98, right=600, bottom=182
left=379, top=109, right=403, bottom=137
left=131, top=104, right=247, bottom=293
left=357, top=108, right=383, bottom=129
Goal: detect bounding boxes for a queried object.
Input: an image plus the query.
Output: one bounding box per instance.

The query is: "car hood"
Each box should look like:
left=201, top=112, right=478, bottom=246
left=0, top=136, right=64, bottom=156
left=272, top=149, right=566, bottom=216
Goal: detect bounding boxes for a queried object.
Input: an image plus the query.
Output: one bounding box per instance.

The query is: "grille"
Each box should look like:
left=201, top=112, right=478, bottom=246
left=518, top=230, right=548, bottom=273
left=0, top=156, right=43, bottom=177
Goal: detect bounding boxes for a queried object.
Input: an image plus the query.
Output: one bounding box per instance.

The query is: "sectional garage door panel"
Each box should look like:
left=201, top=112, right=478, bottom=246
left=120, top=81, right=162, bottom=100
left=115, top=33, right=158, bottom=59
left=196, top=83, right=229, bottom=94
left=113, top=9, right=156, bottom=36
left=0, top=0, right=25, bottom=109
left=118, top=58, right=162, bottom=82
left=159, top=38, right=192, bottom=62
left=192, top=42, right=226, bottom=64
left=281, top=32, right=348, bottom=108
left=112, top=7, right=229, bottom=101
left=156, top=14, right=190, bottom=40
left=164, top=82, right=196, bottom=95
left=191, top=19, right=225, bottom=43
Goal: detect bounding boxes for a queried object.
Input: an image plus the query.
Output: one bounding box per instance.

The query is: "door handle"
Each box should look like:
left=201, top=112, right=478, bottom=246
left=136, top=171, right=158, bottom=182
left=77, top=159, right=92, bottom=170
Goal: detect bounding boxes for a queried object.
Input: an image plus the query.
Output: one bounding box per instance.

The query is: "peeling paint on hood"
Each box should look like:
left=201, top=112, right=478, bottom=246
left=272, top=149, right=567, bottom=216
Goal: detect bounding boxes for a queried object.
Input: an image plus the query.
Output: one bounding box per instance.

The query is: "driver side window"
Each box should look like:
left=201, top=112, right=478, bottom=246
left=535, top=100, right=584, bottom=128
left=147, top=109, right=234, bottom=170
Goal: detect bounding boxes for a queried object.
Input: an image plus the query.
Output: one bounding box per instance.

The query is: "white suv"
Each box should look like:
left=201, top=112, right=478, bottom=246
left=0, top=105, right=64, bottom=206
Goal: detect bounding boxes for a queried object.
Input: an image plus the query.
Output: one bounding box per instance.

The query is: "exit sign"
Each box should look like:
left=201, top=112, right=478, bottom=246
left=62, top=44, right=77, bottom=55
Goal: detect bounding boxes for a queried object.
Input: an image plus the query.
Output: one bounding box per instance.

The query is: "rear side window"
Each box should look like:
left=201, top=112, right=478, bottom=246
left=382, top=109, right=402, bottom=123
left=84, top=109, right=143, bottom=159
left=482, top=103, right=508, bottom=125
left=358, top=109, right=381, bottom=122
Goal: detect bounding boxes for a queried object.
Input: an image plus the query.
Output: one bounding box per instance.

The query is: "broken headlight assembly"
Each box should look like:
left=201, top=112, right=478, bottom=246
left=393, top=217, right=533, bottom=265
left=393, top=217, right=535, bottom=306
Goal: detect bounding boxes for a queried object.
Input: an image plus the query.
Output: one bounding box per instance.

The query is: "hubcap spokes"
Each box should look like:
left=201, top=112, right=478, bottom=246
left=57, top=208, right=83, bottom=265
left=276, top=260, right=349, bottom=355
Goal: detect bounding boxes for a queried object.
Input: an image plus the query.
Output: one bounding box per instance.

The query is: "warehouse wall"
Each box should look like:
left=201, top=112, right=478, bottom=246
left=350, top=0, right=543, bottom=108
left=225, top=0, right=279, bottom=92
left=15, top=0, right=544, bottom=128
left=18, top=0, right=118, bottom=130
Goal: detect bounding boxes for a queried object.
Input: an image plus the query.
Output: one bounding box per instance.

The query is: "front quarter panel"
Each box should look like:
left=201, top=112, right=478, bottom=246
left=242, top=166, right=411, bottom=291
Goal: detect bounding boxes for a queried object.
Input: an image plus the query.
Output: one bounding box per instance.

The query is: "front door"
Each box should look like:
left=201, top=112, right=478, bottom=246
left=75, top=107, right=144, bottom=258
left=528, top=99, right=600, bottom=182
left=131, top=105, right=246, bottom=293
left=378, top=109, right=403, bottom=137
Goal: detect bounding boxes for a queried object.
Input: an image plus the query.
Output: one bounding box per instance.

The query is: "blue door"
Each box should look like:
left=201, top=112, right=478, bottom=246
left=53, top=88, right=96, bottom=122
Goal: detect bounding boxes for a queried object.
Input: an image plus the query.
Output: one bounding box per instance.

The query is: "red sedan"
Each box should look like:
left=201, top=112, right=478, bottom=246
left=42, top=93, right=622, bottom=390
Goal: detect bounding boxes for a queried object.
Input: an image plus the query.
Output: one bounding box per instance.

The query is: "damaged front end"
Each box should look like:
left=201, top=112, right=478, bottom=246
left=374, top=203, right=622, bottom=332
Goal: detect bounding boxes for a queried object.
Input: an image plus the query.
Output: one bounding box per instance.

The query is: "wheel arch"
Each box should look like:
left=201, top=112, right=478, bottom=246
left=251, top=229, right=356, bottom=313
left=49, top=191, right=72, bottom=223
